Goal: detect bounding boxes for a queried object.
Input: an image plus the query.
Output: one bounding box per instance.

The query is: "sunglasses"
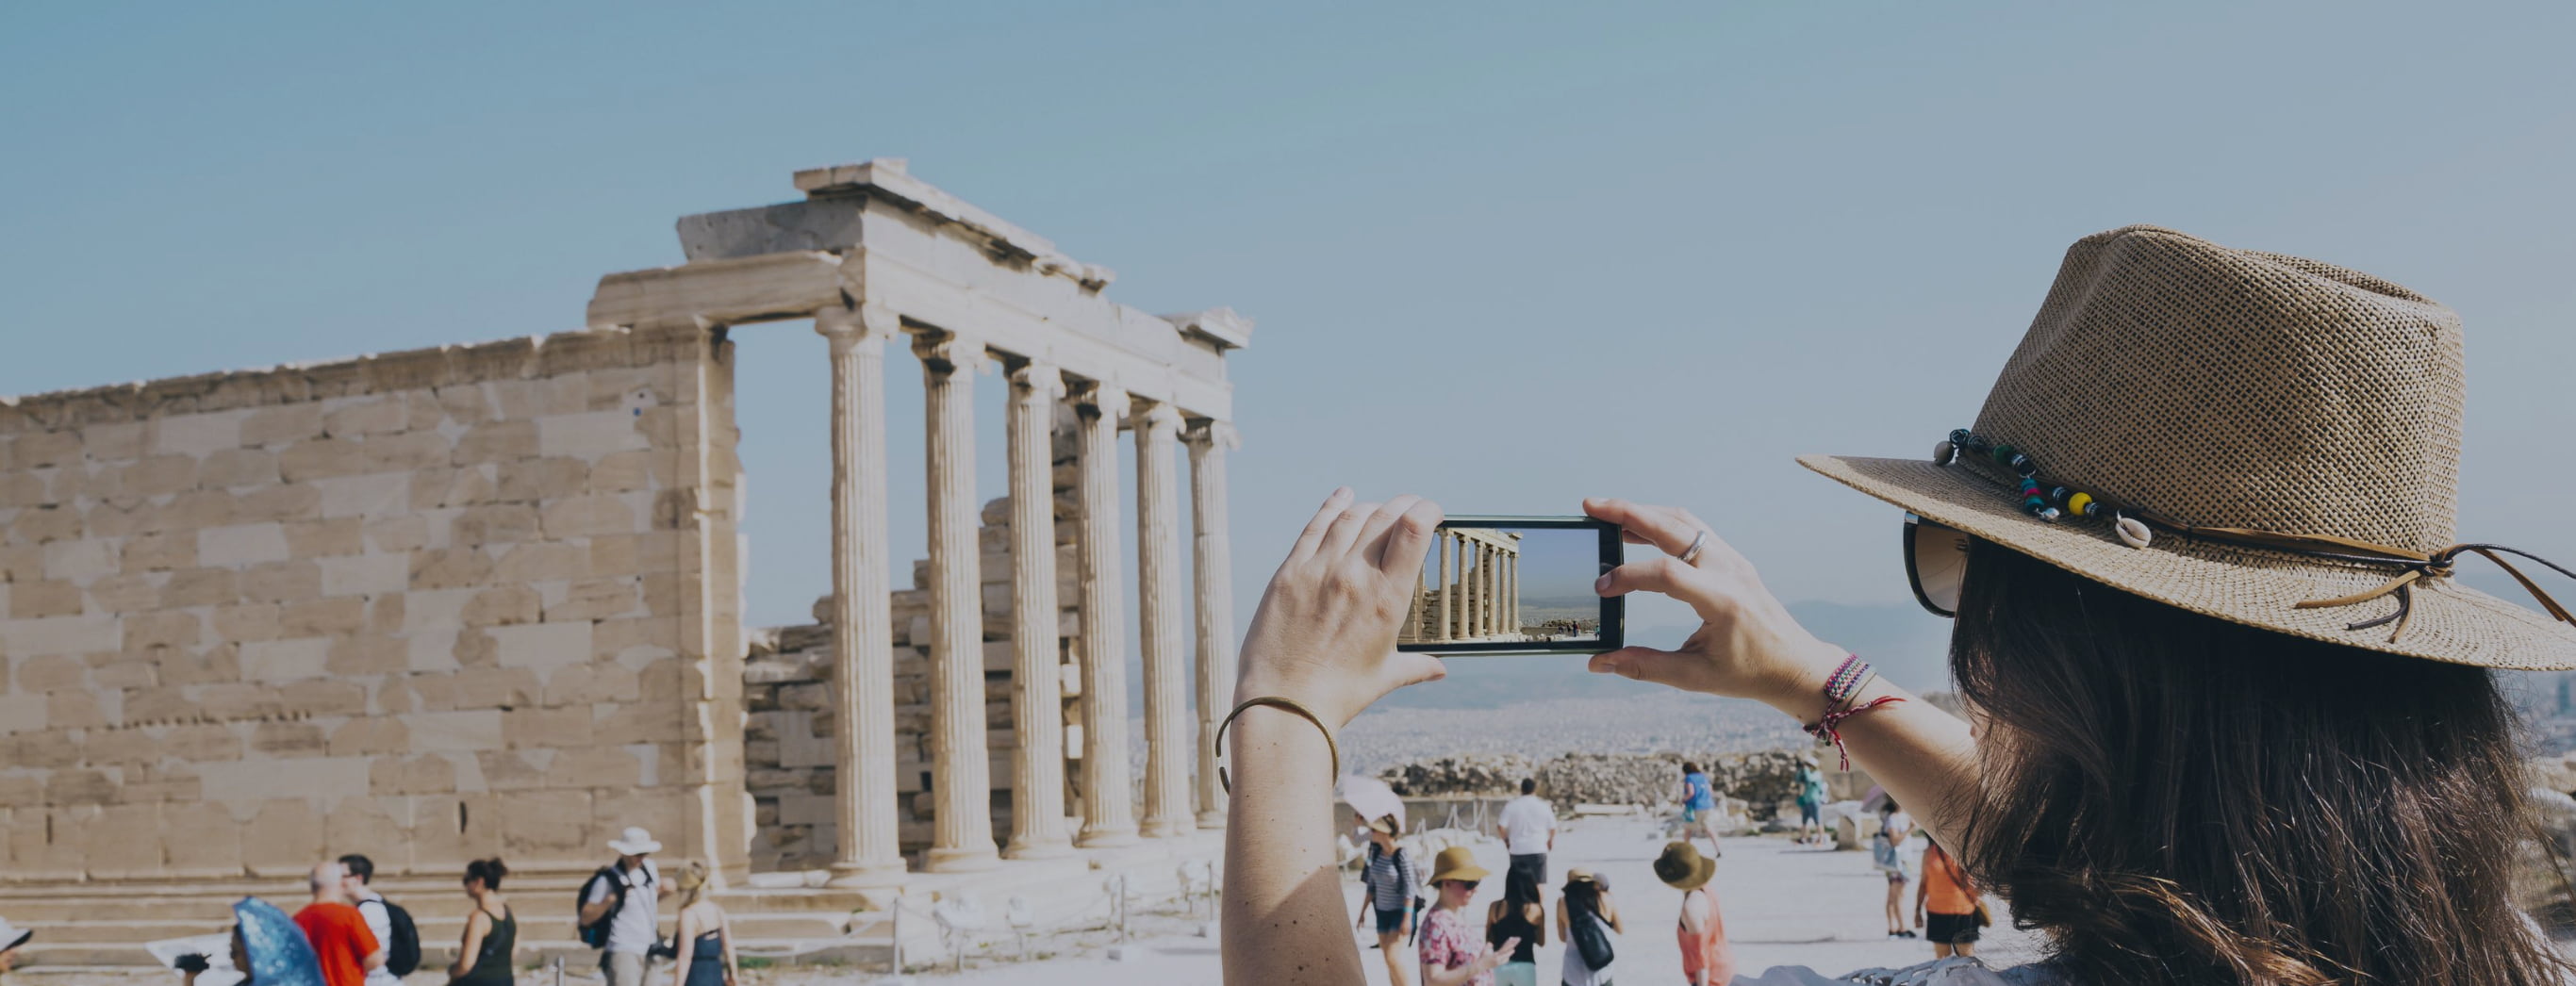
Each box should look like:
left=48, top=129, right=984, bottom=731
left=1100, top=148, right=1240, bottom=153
left=1903, top=513, right=1970, bottom=618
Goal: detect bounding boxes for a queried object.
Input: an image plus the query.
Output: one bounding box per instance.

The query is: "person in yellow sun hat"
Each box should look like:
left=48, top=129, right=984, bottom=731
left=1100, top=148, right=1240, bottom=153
left=1414, top=846, right=1514, bottom=986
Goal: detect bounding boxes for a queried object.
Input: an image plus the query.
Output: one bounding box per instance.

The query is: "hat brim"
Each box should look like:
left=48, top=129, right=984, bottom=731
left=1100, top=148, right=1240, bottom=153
left=2, top=928, right=29, bottom=952
left=1657, top=854, right=1715, bottom=891
left=1799, top=454, right=2576, bottom=671
left=608, top=841, right=662, bottom=855
left=1428, top=863, right=1491, bottom=885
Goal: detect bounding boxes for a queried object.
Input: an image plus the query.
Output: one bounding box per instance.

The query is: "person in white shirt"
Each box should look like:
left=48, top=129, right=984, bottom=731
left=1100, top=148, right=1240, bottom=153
left=1495, top=778, right=1558, bottom=889
left=580, top=828, right=675, bottom=986
left=337, top=854, right=400, bottom=986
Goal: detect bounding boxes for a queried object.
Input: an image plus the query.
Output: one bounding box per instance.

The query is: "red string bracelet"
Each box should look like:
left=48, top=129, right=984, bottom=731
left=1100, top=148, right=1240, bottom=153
left=1806, top=695, right=1904, bottom=770
left=1804, top=655, right=1904, bottom=770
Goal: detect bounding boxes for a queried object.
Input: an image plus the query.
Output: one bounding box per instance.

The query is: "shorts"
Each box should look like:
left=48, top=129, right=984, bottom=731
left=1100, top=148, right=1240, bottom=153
left=1925, top=911, right=1981, bottom=945
left=1494, top=961, right=1538, bottom=986
left=1885, top=869, right=1908, bottom=885
left=1374, top=906, right=1406, bottom=935
left=1798, top=800, right=1822, bottom=824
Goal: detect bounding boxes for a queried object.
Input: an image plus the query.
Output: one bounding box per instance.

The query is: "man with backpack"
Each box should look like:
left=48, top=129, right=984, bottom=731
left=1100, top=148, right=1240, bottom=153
left=578, top=827, right=674, bottom=986
left=339, top=854, right=421, bottom=986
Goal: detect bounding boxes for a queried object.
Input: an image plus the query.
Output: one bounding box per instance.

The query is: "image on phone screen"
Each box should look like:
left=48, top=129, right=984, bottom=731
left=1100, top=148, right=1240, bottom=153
left=1395, top=516, right=1624, bottom=655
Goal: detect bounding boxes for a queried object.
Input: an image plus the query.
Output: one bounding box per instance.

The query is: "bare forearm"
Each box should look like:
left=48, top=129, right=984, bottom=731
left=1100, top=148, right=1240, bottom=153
left=1763, top=666, right=1976, bottom=852
left=1222, top=708, right=1362, bottom=985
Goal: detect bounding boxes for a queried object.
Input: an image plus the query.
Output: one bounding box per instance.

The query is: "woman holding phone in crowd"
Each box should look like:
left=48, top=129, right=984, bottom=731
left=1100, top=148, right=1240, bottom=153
left=1218, top=227, right=2576, bottom=984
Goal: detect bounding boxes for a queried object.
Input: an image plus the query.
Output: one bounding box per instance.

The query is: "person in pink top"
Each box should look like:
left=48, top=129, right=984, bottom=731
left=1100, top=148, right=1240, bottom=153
left=1416, top=846, right=1517, bottom=986
left=1656, top=842, right=1735, bottom=986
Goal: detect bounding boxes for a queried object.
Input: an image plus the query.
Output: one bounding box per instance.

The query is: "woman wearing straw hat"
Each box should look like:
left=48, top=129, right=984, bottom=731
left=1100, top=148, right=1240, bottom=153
left=1218, top=225, right=2576, bottom=984
left=1414, top=846, right=1516, bottom=986
left=1654, top=844, right=1733, bottom=986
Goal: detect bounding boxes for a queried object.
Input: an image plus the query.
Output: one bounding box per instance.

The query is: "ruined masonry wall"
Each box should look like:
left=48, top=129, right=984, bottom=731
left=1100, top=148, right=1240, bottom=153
left=0, top=325, right=747, bottom=880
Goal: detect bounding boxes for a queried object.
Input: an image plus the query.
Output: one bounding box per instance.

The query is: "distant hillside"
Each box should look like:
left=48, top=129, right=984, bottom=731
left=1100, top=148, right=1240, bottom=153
left=1371, top=600, right=1952, bottom=710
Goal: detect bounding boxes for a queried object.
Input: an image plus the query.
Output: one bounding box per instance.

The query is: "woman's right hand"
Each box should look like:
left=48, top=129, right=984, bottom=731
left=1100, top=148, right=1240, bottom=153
left=1580, top=498, right=1852, bottom=722
left=1233, top=489, right=1450, bottom=730
left=1478, top=940, right=1522, bottom=973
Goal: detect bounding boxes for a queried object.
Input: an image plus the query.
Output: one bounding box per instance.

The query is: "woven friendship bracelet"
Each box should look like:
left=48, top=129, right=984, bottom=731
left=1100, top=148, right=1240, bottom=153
left=1214, top=696, right=1339, bottom=796
left=1805, top=656, right=1905, bottom=771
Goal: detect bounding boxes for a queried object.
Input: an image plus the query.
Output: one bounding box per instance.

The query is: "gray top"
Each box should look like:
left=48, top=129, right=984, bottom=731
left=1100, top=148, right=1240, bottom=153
left=1734, top=957, right=2072, bottom=986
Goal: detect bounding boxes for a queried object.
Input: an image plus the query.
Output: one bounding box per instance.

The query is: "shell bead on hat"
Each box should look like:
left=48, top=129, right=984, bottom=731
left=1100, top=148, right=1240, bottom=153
left=1933, top=439, right=1957, bottom=465
left=2115, top=515, right=2153, bottom=549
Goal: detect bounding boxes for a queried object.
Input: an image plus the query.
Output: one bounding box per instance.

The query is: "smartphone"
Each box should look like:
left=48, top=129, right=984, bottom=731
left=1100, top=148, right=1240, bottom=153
left=1395, top=516, right=1625, bottom=655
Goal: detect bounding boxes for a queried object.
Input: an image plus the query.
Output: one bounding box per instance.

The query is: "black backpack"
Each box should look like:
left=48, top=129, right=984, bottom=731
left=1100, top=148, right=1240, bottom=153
left=360, top=898, right=422, bottom=977
left=1569, top=903, right=1615, bottom=971
left=577, top=865, right=651, bottom=949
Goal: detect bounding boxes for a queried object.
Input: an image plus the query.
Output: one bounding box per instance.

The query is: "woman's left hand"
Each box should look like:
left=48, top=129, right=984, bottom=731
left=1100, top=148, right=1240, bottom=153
left=1234, top=488, right=1449, bottom=729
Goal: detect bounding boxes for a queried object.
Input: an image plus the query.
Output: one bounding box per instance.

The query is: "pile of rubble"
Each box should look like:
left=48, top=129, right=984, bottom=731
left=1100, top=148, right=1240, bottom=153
left=1378, top=748, right=1818, bottom=818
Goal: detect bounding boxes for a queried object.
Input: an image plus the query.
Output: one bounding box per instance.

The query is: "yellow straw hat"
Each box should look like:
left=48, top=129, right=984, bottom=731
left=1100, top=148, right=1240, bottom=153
left=1427, top=846, right=1490, bottom=885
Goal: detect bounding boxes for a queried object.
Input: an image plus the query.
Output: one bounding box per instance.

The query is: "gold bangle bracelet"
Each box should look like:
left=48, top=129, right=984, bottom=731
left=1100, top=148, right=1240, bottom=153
left=1214, top=696, right=1339, bottom=795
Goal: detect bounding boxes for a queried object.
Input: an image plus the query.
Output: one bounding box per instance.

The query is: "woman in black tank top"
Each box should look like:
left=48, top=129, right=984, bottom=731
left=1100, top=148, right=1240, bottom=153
left=1484, top=870, right=1545, bottom=986
left=448, top=858, right=515, bottom=986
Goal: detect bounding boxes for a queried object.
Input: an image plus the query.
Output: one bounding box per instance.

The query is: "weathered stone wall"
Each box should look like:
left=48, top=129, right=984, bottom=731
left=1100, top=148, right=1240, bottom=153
left=743, top=461, right=1083, bottom=872
left=0, top=324, right=747, bottom=881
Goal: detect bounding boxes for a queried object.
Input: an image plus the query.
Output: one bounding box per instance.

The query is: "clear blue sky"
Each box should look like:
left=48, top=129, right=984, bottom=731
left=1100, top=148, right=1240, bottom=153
left=6, top=3, right=2571, bottom=661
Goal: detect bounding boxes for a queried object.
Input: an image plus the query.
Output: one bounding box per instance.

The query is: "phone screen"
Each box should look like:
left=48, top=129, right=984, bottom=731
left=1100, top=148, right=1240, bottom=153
left=1395, top=516, right=1623, bottom=655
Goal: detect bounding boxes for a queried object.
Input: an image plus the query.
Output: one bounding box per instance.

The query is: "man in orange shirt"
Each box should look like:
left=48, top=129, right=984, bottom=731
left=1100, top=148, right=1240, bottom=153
left=294, top=861, right=385, bottom=986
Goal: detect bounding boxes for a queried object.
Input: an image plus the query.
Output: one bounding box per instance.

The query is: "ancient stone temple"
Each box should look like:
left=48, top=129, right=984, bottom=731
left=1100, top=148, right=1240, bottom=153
left=0, top=158, right=1247, bottom=913
left=1399, top=529, right=1521, bottom=643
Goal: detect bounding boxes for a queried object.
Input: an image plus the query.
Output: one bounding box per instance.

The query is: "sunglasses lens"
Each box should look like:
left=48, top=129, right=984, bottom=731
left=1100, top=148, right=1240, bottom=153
left=1905, top=514, right=1969, bottom=618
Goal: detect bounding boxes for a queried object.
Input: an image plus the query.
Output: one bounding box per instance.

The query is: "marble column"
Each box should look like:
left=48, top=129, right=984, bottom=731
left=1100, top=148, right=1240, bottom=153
left=1455, top=534, right=1473, bottom=640
left=1073, top=381, right=1140, bottom=846
left=1487, top=544, right=1501, bottom=637
left=817, top=304, right=906, bottom=889
left=916, top=332, right=999, bottom=872
left=1434, top=534, right=1453, bottom=642
left=1003, top=361, right=1072, bottom=859
left=1506, top=550, right=1517, bottom=634
left=1135, top=399, right=1192, bottom=838
left=1476, top=542, right=1492, bottom=638
left=1185, top=420, right=1239, bottom=828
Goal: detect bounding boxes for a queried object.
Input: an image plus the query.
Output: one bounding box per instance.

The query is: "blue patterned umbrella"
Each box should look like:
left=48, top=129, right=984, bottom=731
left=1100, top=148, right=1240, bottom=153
left=230, top=898, right=324, bottom=986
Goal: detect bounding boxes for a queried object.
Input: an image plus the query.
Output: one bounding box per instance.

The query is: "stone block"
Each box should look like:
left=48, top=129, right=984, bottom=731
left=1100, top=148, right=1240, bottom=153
left=124, top=454, right=200, bottom=497
left=315, top=472, right=410, bottom=518
left=461, top=585, right=539, bottom=626
left=450, top=419, right=537, bottom=465
left=15, top=431, right=82, bottom=468
left=454, top=503, right=540, bottom=546
left=503, top=788, right=592, bottom=856
left=242, top=798, right=325, bottom=877
left=0, top=694, right=47, bottom=734
left=42, top=538, right=116, bottom=582
left=323, top=796, right=408, bottom=866
left=0, top=613, right=120, bottom=656
left=407, top=710, right=504, bottom=752
left=363, top=431, right=454, bottom=472
left=124, top=683, right=199, bottom=723
left=46, top=689, right=112, bottom=729
left=235, top=483, right=322, bottom=523
left=163, top=723, right=244, bottom=761
left=15, top=653, right=88, bottom=691
left=160, top=799, right=245, bottom=878
left=282, top=679, right=367, bottom=716
left=198, top=682, right=287, bottom=720
left=319, top=552, right=407, bottom=597
left=330, top=716, right=409, bottom=755
left=91, top=655, right=158, bottom=689
left=586, top=450, right=655, bottom=492
left=489, top=620, right=591, bottom=669
left=280, top=436, right=367, bottom=482
left=546, top=578, right=639, bottom=622
left=284, top=518, right=364, bottom=557
left=588, top=532, right=683, bottom=575
left=160, top=567, right=238, bottom=608
left=410, top=548, right=494, bottom=589
left=239, top=559, right=322, bottom=603
left=123, top=530, right=197, bottom=571
left=239, top=637, right=329, bottom=682
left=323, top=397, right=407, bottom=437
left=476, top=748, right=553, bottom=790
left=10, top=580, right=81, bottom=619
left=452, top=666, right=543, bottom=707
left=493, top=541, right=586, bottom=583
left=326, top=634, right=407, bottom=676
left=212, top=602, right=281, bottom=643
left=366, top=593, right=404, bottom=633
left=84, top=801, right=167, bottom=879
left=199, top=447, right=281, bottom=488
left=413, top=465, right=500, bottom=508
left=409, top=793, right=502, bottom=869
left=87, top=571, right=159, bottom=612
left=367, top=514, right=430, bottom=552
left=498, top=457, right=588, bottom=501
left=279, top=597, right=366, bottom=637
left=251, top=721, right=327, bottom=756
left=542, top=493, right=638, bottom=538
left=155, top=410, right=246, bottom=458
left=544, top=662, right=639, bottom=706
left=10, top=506, right=81, bottom=544
left=83, top=420, right=145, bottom=462
left=157, top=490, right=237, bottom=530
left=369, top=753, right=457, bottom=796
left=547, top=745, right=642, bottom=788
left=539, top=411, right=651, bottom=462
left=241, top=404, right=325, bottom=447
left=9, top=805, right=88, bottom=880
left=198, top=522, right=288, bottom=567
left=125, top=610, right=202, bottom=650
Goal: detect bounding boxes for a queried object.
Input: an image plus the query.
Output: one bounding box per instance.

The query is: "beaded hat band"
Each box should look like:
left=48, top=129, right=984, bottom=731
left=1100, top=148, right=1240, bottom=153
left=1798, top=224, right=2576, bottom=670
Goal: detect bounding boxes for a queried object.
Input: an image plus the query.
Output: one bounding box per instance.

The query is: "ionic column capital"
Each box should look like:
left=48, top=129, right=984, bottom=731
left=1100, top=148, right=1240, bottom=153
left=1071, top=379, right=1130, bottom=420
left=1009, top=360, right=1065, bottom=398
left=1132, top=397, right=1183, bottom=433
left=910, top=331, right=987, bottom=374
left=815, top=304, right=901, bottom=350
left=1182, top=419, right=1240, bottom=451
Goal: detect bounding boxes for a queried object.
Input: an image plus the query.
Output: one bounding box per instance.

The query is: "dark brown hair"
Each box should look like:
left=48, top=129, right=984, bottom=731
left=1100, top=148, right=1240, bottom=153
left=1949, top=540, right=2568, bottom=986
left=464, top=858, right=509, bottom=890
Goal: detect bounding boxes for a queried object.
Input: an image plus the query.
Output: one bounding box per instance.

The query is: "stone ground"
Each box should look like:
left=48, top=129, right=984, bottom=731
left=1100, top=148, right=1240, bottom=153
left=863, top=814, right=2040, bottom=984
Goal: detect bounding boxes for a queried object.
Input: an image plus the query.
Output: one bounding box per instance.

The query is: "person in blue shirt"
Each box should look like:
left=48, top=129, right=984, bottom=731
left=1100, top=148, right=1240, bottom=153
left=1676, top=763, right=1721, bottom=855
left=1793, top=758, right=1827, bottom=846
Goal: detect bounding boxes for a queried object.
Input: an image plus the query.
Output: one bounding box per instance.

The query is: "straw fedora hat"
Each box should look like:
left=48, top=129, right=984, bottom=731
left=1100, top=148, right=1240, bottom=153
left=1653, top=842, right=1715, bottom=891
left=1802, top=224, right=2576, bottom=669
left=1427, top=846, right=1490, bottom=885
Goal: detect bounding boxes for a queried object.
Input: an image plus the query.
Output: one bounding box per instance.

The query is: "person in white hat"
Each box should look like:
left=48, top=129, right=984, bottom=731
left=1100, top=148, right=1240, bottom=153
left=578, top=828, right=672, bottom=986
left=1215, top=228, right=2576, bottom=985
